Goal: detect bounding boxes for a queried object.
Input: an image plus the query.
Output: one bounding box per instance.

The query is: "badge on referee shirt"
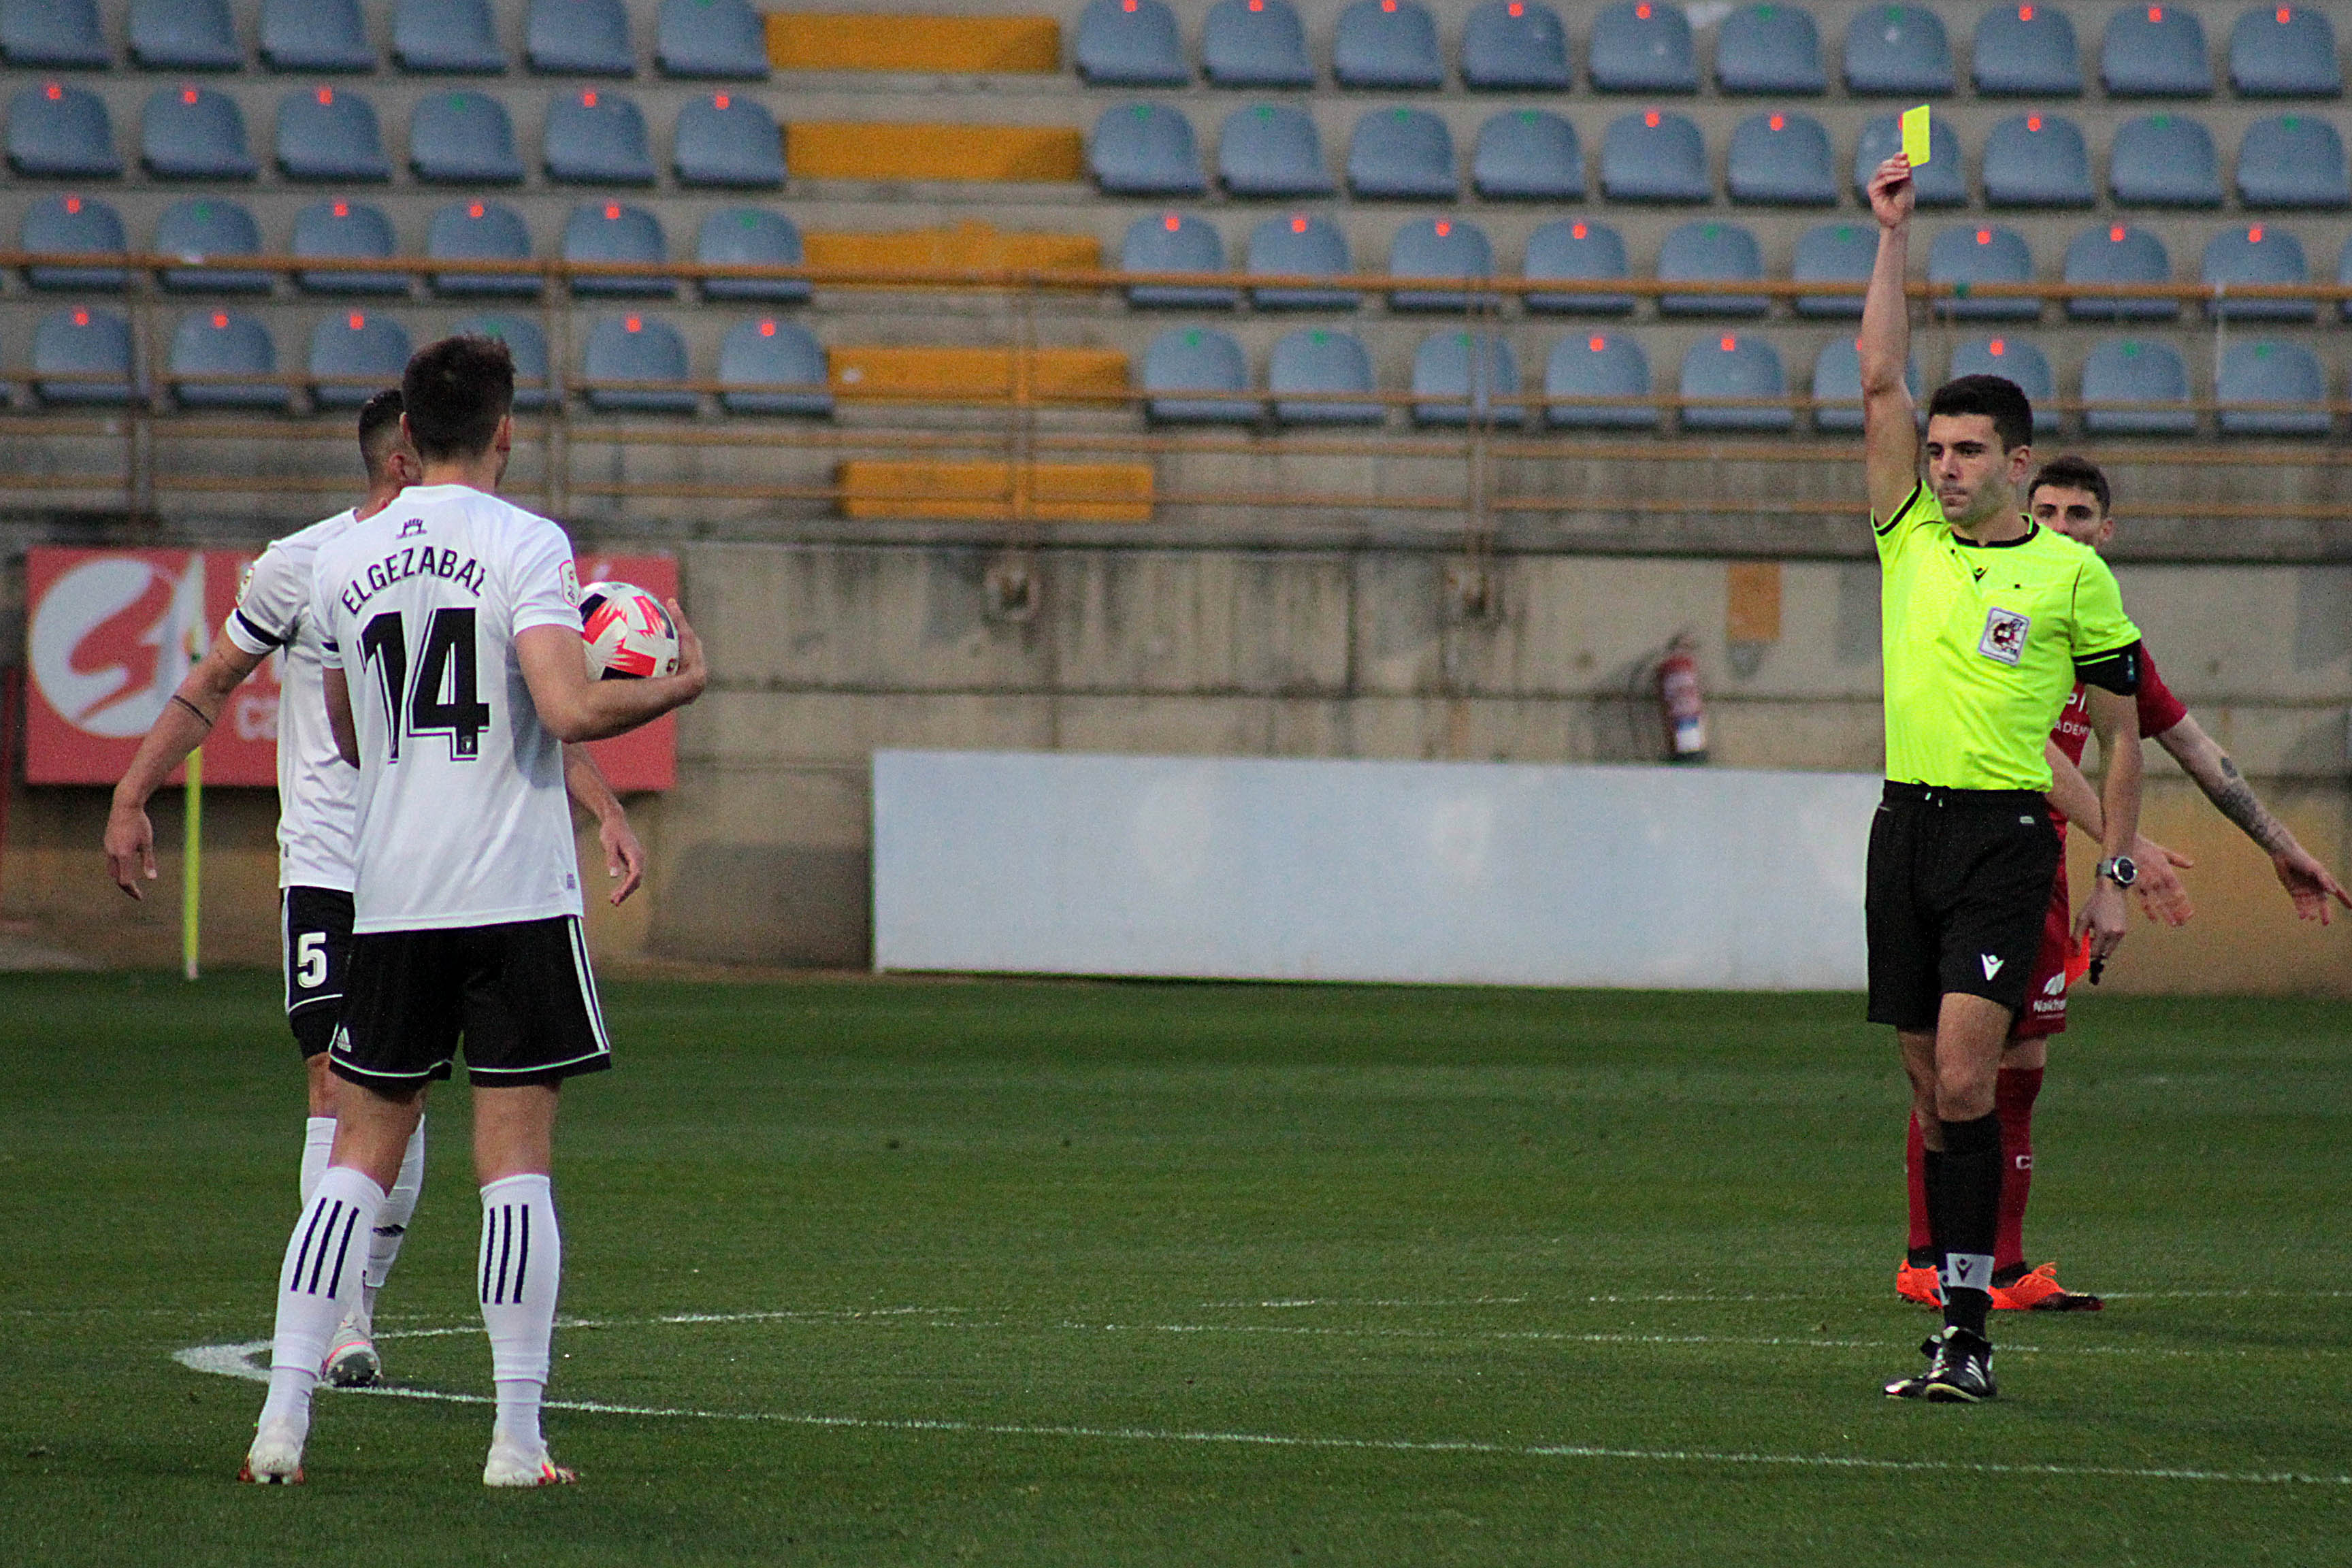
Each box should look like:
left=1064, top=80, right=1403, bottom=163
left=1979, top=606, right=2030, bottom=666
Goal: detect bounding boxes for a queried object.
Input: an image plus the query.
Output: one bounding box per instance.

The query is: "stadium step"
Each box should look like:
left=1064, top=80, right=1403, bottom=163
left=836, top=459, right=1154, bottom=523
left=786, top=121, right=1085, bottom=182
left=827, top=346, right=1129, bottom=405
left=804, top=221, right=1099, bottom=275
left=766, top=12, right=1062, bottom=74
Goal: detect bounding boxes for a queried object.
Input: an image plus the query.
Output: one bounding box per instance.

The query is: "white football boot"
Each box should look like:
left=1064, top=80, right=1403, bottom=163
left=238, top=1419, right=307, bottom=1485
left=483, top=1430, right=578, bottom=1488
left=323, top=1310, right=381, bottom=1388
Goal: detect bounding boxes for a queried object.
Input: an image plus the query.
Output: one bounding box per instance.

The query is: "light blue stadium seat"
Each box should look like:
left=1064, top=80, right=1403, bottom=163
left=529, top=0, right=634, bottom=76
left=1727, top=110, right=1834, bottom=204
left=22, top=194, right=127, bottom=290
left=1950, top=334, right=2059, bottom=432
left=1590, top=1, right=1699, bottom=92
left=1246, top=212, right=1357, bottom=310
left=1075, top=0, right=1188, bottom=86
left=293, top=199, right=404, bottom=295
left=1388, top=216, right=1492, bottom=311
left=1091, top=103, right=1207, bottom=196
left=675, top=92, right=782, bottom=186
left=1844, top=5, right=1955, bottom=94
left=1973, top=3, right=2082, bottom=94
left=261, top=0, right=373, bottom=71
left=1335, top=0, right=1443, bottom=89
left=546, top=90, right=655, bottom=184
left=1681, top=333, right=1791, bottom=431
left=2237, top=114, right=2349, bottom=206
left=1141, top=327, right=1255, bottom=423
left=1472, top=110, right=1582, bottom=200
left=1716, top=3, right=1825, bottom=93
left=2110, top=113, right=2221, bottom=206
left=2217, top=340, right=2328, bottom=434
left=1545, top=330, right=1656, bottom=428
left=452, top=314, right=551, bottom=410
left=1219, top=104, right=1333, bottom=197
left=1928, top=223, right=2038, bottom=320
left=3, top=0, right=110, bottom=68
left=156, top=197, right=271, bottom=293
left=1811, top=340, right=1917, bottom=431
left=1348, top=107, right=1456, bottom=198
left=35, top=308, right=137, bottom=406
left=429, top=199, right=539, bottom=297
left=2202, top=223, right=2311, bottom=321
left=172, top=310, right=288, bottom=410
left=410, top=92, right=525, bottom=183
left=658, top=0, right=768, bottom=78
left=1658, top=220, right=1767, bottom=316
left=584, top=314, right=696, bottom=413
left=131, top=0, right=240, bottom=69
left=276, top=86, right=390, bottom=182
left=1122, top=212, right=1235, bottom=308
left=698, top=207, right=807, bottom=304
left=395, top=0, right=508, bottom=72
left=142, top=85, right=256, bottom=178
left=1461, top=0, right=1570, bottom=91
left=2063, top=222, right=2176, bottom=321
left=309, top=311, right=412, bottom=410
left=1982, top=114, right=2093, bottom=206
left=1853, top=113, right=1964, bottom=205
left=1525, top=218, right=1633, bottom=313
left=1270, top=329, right=1382, bottom=425
left=565, top=201, right=673, bottom=297
left=1599, top=110, right=1710, bottom=201
left=1411, top=332, right=1521, bottom=427
left=9, top=85, right=122, bottom=178
left=718, top=316, right=831, bottom=415
left=2102, top=4, right=2211, bottom=95
left=2230, top=5, right=2338, bottom=95
left=1792, top=221, right=1874, bottom=318
left=2082, top=338, right=2195, bottom=433
left=1203, top=0, right=1314, bottom=88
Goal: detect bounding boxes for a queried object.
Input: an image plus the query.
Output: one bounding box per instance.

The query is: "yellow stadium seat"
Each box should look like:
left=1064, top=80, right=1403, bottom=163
left=803, top=222, right=1099, bottom=276
left=837, top=460, right=1154, bottom=523
left=768, top=14, right=1060, bottom=73
left=827, top=346, right=1128, bottom=404
left=787, top=121, right=1083, bottom=182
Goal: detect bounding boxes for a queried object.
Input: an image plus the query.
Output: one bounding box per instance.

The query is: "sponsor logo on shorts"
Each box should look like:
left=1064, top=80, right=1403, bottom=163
left=2043, top=970, right=2067, bottom=996
left=1979, top=607, right=2031, bottom=667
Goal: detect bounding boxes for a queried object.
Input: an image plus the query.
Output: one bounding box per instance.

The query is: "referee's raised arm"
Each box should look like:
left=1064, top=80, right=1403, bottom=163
left=1859, top=154, right=1920, bottom=527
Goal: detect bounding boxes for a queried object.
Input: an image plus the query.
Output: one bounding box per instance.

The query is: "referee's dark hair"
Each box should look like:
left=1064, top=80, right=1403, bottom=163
left=1926, top=374, right=2034, bottom=453
left=356, top=388, right=406, bottom=481
left=400, top=334, right=514, bottom=461
left=2027, top=454, right=2110, bottom=517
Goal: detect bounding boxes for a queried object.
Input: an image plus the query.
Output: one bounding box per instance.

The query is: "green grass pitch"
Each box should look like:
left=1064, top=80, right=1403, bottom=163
left=2, top=971, right=2347, bottom=1565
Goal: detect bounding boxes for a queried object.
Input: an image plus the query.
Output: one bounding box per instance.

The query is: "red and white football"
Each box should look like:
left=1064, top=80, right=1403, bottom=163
left=579, top=581, right=680, bottom=680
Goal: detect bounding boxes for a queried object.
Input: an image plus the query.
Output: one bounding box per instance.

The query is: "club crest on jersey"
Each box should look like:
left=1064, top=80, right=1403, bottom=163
left=1978, top=606, right=2030, bottom=667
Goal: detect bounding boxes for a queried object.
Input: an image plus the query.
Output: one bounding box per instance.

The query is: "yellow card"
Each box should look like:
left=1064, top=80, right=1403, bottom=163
left=1901, top=103, right=1932, bottom=167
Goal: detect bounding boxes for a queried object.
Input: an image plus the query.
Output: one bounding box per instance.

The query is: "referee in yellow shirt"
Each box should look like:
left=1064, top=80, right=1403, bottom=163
left=1859, top=154, right=2148, bottom=1402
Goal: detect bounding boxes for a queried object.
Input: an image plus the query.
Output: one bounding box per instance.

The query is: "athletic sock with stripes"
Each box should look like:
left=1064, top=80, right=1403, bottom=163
left=298, top=1117, right=335, bottom=1208
left=478, top=1173, right=562, bottom=1454
left=1931, top=1111, right=2003, bottom=1340
left=259, top=1165, right=385, bottom=1435
left=361, top=1117, right=427, bottom=1326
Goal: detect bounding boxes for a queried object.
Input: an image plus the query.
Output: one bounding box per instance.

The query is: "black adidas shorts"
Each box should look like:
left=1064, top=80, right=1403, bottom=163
left=329, top=915, right=612, bottom=1091
left=282, top=886, right=355, bottom=1059
left=1865, top=782, right=2065, bottom=1030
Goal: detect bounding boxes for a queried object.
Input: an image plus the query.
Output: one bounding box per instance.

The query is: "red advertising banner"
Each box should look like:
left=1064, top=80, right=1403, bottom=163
left=25, top=545, right=679, bottom=791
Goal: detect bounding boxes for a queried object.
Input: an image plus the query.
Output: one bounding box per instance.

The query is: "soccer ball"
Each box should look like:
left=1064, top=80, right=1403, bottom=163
left=579, top=581, right=679, bottom=679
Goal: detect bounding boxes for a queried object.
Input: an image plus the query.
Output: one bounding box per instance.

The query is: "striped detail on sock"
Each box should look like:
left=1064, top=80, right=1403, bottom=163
left=288, top=1196, right=363, bottom=1298
left=480, top=1203, right=532, bottom=1306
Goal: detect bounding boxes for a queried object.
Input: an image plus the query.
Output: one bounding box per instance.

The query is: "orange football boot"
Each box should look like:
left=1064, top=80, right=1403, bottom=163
left=1992, top=1261, right=2104, bottom=1312
left=1896, top=1260, right=1942, bottom=1307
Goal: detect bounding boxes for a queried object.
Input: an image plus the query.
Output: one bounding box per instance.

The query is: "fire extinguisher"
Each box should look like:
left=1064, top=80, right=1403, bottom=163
left=1656, top=634, right=1709, bottom=764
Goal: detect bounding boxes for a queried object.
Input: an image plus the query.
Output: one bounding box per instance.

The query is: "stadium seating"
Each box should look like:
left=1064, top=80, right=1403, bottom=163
left=1269, top=328, right=1382, bottom=425
left=1727, top=111, right=1835, bottom=204
left=2109, top=114, right=2222, bottom=206
left=261, top=0, right=374, bottom=72
left=566, top=201, right=674, bottom=296
left=1388, top=217, right=1492, bottom=311
left=428, top=199, right=540, bottom=296
left=1123, top=213, right=1235, bottom=308
left=584, top=314, right=697, bottom=413
left=171, top=310, right=289, bottom=410
left=2338, top=235, right=2352, bottom=323
left=1203, top=0, right=1314, bottom=88
left=1348, top=108, right=1458, bottom=199
left=1090, top=103, right=1207, bottom=197
left=410, top=92, right=526, bottom=183
left=395, top=0, right=509, bottom=73
left=1140, top=326, right=1256, bottom=423
left=2101, top=5, right=2212, bottom=96
left=1334, top=0, right=1443, bottom=90
left=1589, top=2, right=1699, bottom=93
left=1949, top=334, right=2059, bottom=431
left=2229, top=5, right=2339, bottom=96
left=142, top=84, right=258, bottom=180
left=2236, top=114, right=2349, bottom=206
left=131, top=0, right=242, bottom=71
left=1219, top=104, right=1333, bottom=197
left=1843, top=5, right=1955, bottom=95
left=657, top=0, right=768, bottom=78
left=1075, top=0, right=1189, bottom=86
left=1811, top=340, right=1916, bottom=433
left=1680, top=333, right=1791, bottom=431
left=454, top=313, right=550, bottom=408
left=675, top=93, right=783, bottom=186
left=276, top=86, right=391, bottom=182
left=1657, top=220, right=1768, bottom=316
left=3, top=0, right=110, bottom=69
left=2082, top=338, right=2195, bottom=434
left=8, top=85, right=122, bottom=178
left=546, top=90, right=657, bottom=184
left=1524, top=218, right=1634, bottom=313
left=697, top=207, right=807, bottom=303
left=1410, top=332, right=1521, bottom=427
left=156, top=198, right=272, bottom=293
left=2064, top=222, right=2176, bottom=321
left=33, top=308, right=137, bottom=406
left=1928, top=223, right=2038, bottom=320
left=1791, top=221, right=1874, bottom=317
left=1460, top=0, right=1571, bottom=91
left=22, top=194, right=127, bottom=291
left=717, top=317, right=831, bottom=415
left=310, top=311, right=413, bottom=409
left=2202, top=224, right=2313, bottom=321
left=529, top=0, right=636, bottom=76
left=1246, top=213, right=1357, bottom=310
left=1472, top=110, right=1582, bottom=199
left=1982, top=114, right=2093, bottom=206
left=1600, top=110, right=1710, bottom=201
left=1972, top=3, right=2082, bottom=95
left=1715, top=3, right=1825, bottom=94
left=1854, top=112, right=1963, bottom=204
left=2216, top=340, right=2328, bottom=434
left=292, top=199, right=406, bottom=295
left=1545, top=330, right=1656, bottom=428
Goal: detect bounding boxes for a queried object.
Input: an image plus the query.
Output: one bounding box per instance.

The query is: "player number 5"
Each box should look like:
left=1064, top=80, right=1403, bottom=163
left=295, top=932, right=329, bottom=990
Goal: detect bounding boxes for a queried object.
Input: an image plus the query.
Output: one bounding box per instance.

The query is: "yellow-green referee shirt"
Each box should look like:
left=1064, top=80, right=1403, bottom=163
left=1876, top=482, right=2140, bottom=792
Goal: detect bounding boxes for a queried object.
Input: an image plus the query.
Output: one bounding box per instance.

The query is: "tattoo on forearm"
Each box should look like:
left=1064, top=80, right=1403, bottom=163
left=2210, top=755, right=2294, bottom=855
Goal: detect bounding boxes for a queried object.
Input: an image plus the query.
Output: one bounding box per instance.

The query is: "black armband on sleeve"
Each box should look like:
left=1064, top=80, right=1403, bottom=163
left=2074, top=640, right=2142, bottom=696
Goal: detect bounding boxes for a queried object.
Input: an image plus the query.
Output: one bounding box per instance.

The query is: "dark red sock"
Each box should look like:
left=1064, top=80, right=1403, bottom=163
left=1904, top=1113, right=1932, bottom=1258
left=1993, top=1066, right=2044, bottom=1273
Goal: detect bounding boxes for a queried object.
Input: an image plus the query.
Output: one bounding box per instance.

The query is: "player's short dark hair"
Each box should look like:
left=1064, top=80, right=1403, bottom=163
left=1925, top=374, right=2034, bottom=453
left=2027, top=454, right=2111, bottom=517
left=399, top=334, right=514, bottom=461
left=356, top=387, right=405, bottom=478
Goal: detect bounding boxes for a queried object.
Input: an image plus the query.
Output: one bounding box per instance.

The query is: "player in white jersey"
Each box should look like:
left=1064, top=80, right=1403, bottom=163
left=240, top=335, right=704, bottom=1489
left=104, top=391, right=645, bottom=1388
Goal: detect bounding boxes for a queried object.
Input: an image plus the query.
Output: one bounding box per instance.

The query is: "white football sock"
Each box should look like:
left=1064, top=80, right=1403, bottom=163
left=298, top=1117, right=335, bottom=1208
left=259, top=1165, right=385, bottom=1436
left=360, top=1116, right=427, bottom=1325
left=478, top=1174, right=561, bottom=1453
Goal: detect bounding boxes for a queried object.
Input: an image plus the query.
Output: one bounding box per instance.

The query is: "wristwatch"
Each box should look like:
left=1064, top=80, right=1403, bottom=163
left=2096, top=855, right=2138, bottom=888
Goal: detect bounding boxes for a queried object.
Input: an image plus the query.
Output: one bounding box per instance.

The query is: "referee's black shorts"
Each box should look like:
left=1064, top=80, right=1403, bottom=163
left=329, top=915, right=612, bottom=1092
left=1865, top=781, right=2065, bottom=1031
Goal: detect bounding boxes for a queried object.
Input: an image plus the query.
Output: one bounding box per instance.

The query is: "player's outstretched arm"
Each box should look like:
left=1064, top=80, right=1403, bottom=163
left=103, top=638, right=268, bottom=898
left=2076, top=686, right=2143, bottom=960
left=2157, top=714, right=2352, bottom=924
left=1859, top=154, right=1920, bottom=527
left=2048, top=732, right=2194, bottom=926
left=516, top=599, right=707, bottom=745
left=562, top=745, right=644, bottom=905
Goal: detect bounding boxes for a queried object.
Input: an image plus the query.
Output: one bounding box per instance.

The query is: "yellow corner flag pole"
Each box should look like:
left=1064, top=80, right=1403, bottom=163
left=183, top=746, right=202, bottom=982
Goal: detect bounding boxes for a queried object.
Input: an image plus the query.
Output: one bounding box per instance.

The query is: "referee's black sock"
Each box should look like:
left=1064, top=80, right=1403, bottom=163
left=1931, top=1112, right=2003, bottom=1340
